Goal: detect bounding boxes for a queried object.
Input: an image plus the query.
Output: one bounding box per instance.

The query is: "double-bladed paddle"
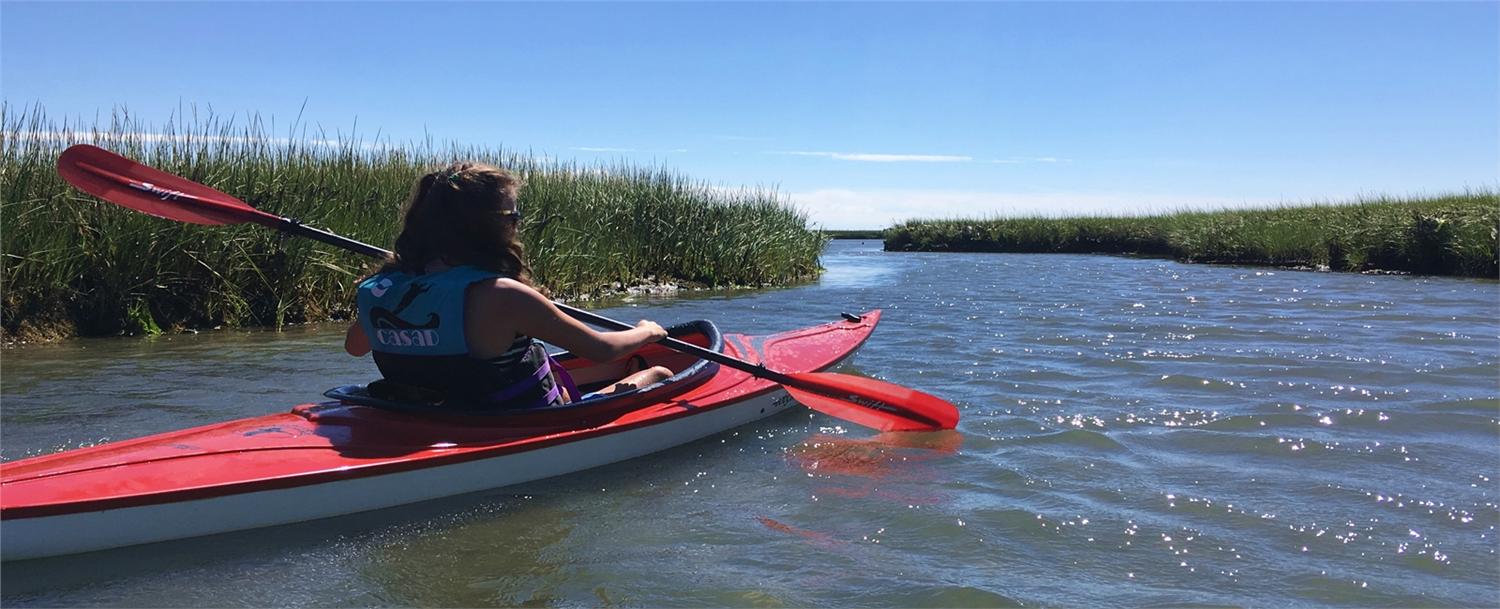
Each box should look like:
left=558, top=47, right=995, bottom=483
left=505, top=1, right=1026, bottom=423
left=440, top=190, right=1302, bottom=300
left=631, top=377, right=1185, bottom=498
left=56, top=144, right=960, bottom=432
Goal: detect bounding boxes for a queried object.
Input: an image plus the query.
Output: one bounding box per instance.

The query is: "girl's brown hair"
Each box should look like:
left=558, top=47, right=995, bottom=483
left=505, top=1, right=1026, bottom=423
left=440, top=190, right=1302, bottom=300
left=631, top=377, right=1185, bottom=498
left=380, top=162, right=534, bottom=285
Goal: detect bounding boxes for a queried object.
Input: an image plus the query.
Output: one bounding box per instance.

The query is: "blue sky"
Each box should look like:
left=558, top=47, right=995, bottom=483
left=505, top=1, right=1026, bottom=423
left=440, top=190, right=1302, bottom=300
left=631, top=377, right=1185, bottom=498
left=4, top=2, right=1496, bottom=229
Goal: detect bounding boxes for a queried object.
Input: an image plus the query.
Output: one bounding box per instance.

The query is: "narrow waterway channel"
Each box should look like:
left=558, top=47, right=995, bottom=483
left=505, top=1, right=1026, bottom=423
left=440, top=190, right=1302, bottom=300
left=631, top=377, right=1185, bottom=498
left=4, top=240, right=1497, bottom=608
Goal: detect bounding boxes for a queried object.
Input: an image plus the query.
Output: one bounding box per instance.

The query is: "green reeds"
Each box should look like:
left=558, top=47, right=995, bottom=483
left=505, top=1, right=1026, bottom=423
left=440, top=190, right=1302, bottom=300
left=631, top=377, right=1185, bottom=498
left=885, top=193, right=1499, bottom=278
left=1, top=104, right=825, bottom=340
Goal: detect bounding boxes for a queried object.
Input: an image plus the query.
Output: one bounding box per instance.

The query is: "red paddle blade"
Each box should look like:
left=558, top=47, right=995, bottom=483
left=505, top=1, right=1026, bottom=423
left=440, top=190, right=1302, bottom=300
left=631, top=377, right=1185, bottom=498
left=783, top=372, right=960, bottom=432
left=56, top=144, right=261, bottom=226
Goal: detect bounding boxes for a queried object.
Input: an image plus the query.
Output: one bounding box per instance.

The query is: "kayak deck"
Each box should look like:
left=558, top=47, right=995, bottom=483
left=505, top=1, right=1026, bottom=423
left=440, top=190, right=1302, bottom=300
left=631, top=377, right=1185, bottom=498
left=1, top=311, right=881, bottom=522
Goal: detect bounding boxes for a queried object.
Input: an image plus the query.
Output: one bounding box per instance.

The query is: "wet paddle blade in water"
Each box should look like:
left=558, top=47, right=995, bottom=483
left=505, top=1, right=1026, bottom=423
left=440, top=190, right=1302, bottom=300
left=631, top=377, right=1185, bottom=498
left=784, top=372, right=960, bottom=432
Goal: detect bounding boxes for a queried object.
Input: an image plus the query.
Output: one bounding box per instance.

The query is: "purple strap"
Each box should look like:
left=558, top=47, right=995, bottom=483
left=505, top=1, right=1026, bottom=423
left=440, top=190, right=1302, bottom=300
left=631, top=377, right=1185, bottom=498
left=547, top=352, right=583, bottom=402
left=485, top=351, right=580, bottom=408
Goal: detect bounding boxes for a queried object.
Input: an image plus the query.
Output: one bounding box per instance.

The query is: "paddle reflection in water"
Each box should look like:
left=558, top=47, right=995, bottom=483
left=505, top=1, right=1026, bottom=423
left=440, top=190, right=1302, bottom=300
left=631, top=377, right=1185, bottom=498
left=787, top=430, right=963, bottom=505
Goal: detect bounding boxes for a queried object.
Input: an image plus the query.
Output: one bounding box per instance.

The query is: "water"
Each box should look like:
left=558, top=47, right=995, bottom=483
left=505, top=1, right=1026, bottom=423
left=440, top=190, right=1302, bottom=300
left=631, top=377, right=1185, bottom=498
left=4, top=240, right=1497, bottom=607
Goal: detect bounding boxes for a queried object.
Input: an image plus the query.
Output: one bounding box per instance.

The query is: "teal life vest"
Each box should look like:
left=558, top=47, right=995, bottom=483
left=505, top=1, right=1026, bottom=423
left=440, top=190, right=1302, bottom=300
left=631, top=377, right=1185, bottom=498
left=356, top=266, right=568, bottom=409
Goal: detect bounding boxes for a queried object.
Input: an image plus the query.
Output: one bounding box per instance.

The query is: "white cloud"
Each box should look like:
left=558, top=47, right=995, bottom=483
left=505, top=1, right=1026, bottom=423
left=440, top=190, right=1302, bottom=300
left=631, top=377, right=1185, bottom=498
left=788, top=188, right=1280, bottom=230
left=774, top=150, right=973, bottom=163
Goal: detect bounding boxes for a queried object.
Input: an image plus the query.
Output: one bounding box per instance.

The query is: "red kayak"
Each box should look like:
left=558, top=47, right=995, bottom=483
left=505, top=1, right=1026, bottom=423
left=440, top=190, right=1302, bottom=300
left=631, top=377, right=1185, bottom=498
left=1, top=310, right=881, bottom=561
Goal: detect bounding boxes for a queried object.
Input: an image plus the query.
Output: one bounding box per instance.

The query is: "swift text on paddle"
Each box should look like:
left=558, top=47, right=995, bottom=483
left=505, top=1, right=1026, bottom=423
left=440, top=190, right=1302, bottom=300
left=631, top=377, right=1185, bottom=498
left=129, top=181, right=186, bottom=201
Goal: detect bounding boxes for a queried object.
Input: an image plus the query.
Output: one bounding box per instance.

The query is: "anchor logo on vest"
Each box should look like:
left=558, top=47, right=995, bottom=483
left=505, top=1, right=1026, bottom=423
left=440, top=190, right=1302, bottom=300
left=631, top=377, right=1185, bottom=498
left=369, top=277, right=393, bottom=297
left=370, top=282, right=442, bottom=348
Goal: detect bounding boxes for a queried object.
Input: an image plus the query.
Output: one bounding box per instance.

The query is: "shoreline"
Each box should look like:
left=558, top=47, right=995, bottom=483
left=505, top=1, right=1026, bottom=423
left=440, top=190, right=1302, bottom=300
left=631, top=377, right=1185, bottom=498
left=883, top=247, right=1499, bottom=281
left=1, top=273, right=814, bottom=346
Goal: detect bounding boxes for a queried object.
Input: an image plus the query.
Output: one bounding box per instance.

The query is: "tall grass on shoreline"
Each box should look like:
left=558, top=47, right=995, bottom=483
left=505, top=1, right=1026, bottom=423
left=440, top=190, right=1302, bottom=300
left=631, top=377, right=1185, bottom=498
left=885, top=193, right=1499, bottom=278
left=1, top=105, right=825, bottom=341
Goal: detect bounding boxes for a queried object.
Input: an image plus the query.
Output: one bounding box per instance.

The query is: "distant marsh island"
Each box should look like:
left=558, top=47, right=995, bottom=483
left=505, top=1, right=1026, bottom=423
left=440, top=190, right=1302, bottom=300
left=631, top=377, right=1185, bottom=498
left=885, top=193, right=1498, bottom=279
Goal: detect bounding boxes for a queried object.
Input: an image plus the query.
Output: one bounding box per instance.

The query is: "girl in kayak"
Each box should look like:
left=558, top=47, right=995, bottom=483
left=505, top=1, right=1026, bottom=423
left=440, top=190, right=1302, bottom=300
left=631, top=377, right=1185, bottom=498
left=344, top=162, right=671, bottom=409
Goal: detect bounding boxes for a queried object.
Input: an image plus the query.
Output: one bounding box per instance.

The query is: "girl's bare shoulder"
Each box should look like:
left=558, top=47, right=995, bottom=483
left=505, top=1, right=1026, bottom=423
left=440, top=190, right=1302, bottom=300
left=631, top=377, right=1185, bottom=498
left=469, top=277, right=549, bottom=309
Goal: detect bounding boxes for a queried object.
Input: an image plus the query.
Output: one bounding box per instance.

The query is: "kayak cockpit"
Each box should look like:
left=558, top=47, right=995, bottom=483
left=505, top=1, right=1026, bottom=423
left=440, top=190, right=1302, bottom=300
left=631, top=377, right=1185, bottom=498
left=314, top=319, right=723, bottom=429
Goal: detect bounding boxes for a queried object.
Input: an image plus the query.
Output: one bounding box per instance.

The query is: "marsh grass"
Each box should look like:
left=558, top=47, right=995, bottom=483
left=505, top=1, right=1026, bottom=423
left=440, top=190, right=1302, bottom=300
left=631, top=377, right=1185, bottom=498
left=1, top=105, right=824, bottom=340
left=885, top=193, right=1499, bottom=278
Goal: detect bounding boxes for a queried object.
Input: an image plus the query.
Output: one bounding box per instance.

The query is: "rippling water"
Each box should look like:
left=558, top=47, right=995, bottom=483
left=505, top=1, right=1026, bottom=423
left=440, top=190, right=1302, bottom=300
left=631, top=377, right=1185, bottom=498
left=4, top=241, right=1497, bottom=607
